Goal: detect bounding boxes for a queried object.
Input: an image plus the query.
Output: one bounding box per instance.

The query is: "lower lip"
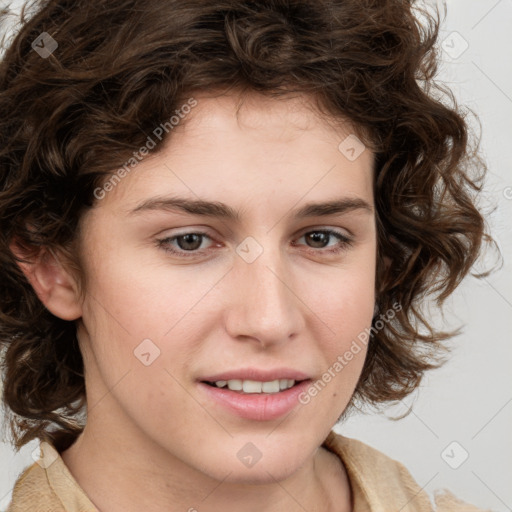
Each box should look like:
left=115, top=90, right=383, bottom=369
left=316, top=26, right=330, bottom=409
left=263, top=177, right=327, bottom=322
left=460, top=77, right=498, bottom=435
left=198, top=380, right=311, bottom=421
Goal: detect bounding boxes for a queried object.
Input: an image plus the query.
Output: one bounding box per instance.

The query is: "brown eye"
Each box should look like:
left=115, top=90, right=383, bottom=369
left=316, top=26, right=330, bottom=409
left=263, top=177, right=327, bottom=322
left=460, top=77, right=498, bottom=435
left=304, top=231, right=331, bottom=248
left=294, top=230, right=353, bottom=254
left=174, top=233, right=204, bottom=251
left=157, top=231, right=213, bottom=257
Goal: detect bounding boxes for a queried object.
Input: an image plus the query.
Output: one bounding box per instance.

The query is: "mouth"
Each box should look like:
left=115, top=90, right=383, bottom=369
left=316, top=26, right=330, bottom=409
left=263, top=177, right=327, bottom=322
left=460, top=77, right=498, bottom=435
left=201, top=378, right=304, bottom=394
left=197, top=371, right=312, bottom=421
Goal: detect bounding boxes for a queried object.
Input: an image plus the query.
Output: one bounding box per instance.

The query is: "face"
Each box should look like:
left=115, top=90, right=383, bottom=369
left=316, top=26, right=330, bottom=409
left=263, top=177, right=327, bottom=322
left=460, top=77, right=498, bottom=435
left=74, top=91, right=376, bottom=484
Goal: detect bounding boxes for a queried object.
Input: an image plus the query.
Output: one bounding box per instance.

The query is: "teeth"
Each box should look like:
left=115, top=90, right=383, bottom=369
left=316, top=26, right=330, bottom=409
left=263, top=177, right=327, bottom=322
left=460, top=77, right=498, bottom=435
left=214, top=379, right=296, bottom=393
left=262, top=380, right=280, bottom=393
left=243, top=380, right=262, bottom=393
left=227, top=379, right=242, bottom=391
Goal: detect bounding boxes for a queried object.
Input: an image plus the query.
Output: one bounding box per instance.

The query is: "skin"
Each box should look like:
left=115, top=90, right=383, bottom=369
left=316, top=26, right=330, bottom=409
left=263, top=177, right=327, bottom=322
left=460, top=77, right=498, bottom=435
left=20, top=90, right=377, bottom=512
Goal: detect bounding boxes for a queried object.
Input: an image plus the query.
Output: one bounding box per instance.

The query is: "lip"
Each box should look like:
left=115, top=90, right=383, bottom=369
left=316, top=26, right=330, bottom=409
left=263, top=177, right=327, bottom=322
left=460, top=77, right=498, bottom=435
left=198, top=378, right=312, bottom=421
left=199, top=367, right=311, bottom=382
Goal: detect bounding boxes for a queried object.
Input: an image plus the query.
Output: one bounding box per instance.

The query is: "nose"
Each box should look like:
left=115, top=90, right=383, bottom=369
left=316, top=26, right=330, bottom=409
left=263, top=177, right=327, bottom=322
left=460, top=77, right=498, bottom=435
left=223, top=243, right=306, bottom=349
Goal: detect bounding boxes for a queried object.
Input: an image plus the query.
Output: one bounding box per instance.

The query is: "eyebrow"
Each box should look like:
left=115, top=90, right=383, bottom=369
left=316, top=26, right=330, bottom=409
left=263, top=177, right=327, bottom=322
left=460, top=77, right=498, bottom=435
left=128, top=195, right=373, bottom=220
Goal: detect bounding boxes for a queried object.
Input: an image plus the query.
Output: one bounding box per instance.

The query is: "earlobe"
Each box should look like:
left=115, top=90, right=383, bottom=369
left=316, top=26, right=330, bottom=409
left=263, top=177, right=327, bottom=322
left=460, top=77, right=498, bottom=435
left=10, top=242, right=82, bottom=321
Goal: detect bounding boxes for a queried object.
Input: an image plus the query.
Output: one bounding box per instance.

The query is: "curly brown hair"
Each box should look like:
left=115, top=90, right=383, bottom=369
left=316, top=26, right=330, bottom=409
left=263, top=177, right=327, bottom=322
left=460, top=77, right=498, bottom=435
left=0, top=0, right=494, bottom=453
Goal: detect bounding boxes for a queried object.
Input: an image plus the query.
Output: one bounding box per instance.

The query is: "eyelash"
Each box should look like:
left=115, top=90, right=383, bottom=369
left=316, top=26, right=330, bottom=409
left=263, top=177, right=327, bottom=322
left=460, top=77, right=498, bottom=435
left=156, top=229, right=353, bottom=258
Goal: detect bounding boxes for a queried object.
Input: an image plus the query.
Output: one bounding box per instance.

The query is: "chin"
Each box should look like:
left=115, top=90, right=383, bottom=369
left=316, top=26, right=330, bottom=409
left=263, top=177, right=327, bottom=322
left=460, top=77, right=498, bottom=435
left=198, top=446, right=307, bottom=485
left=219, top=462, right=301, bottom=486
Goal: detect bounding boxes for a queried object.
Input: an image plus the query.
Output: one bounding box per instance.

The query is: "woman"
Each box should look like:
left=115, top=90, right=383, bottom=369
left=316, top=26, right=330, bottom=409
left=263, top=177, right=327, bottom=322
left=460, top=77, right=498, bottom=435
left=0, top=0, right=495, bottom=510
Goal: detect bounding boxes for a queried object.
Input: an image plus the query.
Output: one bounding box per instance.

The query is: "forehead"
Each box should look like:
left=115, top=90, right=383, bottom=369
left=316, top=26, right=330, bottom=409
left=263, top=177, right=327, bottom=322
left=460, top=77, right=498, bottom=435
left=175, top=90, right=365, bottom=147
left=92, top=90, right=375, bottom=217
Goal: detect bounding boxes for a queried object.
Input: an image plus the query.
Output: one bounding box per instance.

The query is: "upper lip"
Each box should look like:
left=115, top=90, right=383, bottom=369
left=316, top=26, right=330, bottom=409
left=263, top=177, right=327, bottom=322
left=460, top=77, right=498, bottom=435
left=200, top=368, right=311, bottom=382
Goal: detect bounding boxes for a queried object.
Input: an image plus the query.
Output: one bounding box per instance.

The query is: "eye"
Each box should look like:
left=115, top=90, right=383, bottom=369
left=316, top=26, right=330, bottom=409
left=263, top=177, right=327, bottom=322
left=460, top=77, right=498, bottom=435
left=293, top=229, right=353, bottom=255
left=156, top=228, right=353, bottom=258
left=156, top=231, right=215, bottom=257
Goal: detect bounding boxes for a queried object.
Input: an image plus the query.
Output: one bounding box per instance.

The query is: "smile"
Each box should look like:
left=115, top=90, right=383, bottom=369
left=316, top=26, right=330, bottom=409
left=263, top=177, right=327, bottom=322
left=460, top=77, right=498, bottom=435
left=205, top=379, right=297, bottom=394
left=198, top=378, right=312, bottom=421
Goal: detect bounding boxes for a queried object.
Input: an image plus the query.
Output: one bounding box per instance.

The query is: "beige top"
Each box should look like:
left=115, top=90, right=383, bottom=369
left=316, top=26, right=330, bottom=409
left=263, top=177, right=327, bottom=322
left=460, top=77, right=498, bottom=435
left=7, top=430, right=489, bottom=512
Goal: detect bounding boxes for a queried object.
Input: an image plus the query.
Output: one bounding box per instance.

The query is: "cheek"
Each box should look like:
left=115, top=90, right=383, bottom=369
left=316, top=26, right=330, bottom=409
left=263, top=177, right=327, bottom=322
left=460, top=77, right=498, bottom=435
left=81, top=241, right=213, bottom=338
left=78, top=248, right=216, bottom=395
left=308, top=264, right=375, bottom=338
left=303, top=262, right=375, bottom=397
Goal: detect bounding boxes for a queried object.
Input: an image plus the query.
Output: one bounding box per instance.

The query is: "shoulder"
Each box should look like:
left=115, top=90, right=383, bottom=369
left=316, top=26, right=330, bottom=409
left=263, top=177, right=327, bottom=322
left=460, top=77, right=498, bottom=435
left=7, top=460, right=64, bottom=512
left=322, top=431, right=492, bottom=512
left=7, top=441, right=98, bottom=512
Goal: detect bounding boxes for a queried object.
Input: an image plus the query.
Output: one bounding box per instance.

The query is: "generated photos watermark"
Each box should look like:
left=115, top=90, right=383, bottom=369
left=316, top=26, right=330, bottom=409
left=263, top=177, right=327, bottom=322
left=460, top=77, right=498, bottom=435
left=93, top=97, right=198, bottom=200
left=298, top=301, right=402, bottom=405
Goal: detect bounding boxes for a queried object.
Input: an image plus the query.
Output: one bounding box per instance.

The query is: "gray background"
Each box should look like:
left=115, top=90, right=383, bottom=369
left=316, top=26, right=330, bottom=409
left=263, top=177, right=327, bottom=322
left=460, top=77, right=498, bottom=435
left=1, top=0, right=511, bottom=510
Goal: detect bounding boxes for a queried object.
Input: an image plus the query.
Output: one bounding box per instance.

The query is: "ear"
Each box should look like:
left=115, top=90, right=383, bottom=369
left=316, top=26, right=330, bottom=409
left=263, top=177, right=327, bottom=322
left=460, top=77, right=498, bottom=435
left=10, top=241, right=82, bottom=321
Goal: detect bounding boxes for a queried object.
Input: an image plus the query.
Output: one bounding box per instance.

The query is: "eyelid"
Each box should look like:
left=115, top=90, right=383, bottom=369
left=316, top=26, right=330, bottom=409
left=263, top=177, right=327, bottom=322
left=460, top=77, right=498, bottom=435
left=296, top=224, right=352, bottom=239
